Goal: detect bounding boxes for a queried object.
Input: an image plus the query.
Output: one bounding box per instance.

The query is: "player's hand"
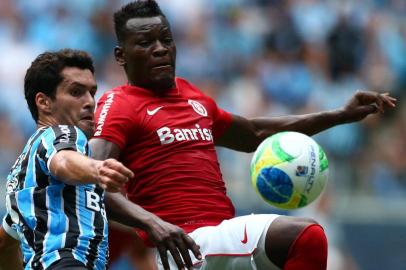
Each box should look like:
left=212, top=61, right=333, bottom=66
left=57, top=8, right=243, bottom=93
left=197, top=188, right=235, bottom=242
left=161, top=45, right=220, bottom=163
left=96, top=159, right=134, bottom=193
left=341, top=90, right=397, bottom=122
left=145, top=217, right=202, bottom=270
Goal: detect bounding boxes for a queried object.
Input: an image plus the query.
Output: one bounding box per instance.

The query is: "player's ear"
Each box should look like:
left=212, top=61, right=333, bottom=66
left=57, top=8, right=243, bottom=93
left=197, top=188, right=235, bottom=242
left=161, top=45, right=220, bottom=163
left=35, top=92, right=52, bottom=114
left=114, top=46, right=126, bottom=66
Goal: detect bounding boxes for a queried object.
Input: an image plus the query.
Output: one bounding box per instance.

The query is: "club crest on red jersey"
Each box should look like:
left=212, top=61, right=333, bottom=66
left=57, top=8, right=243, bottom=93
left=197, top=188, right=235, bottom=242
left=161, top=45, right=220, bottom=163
left=188, top=99, right=207, bottom=117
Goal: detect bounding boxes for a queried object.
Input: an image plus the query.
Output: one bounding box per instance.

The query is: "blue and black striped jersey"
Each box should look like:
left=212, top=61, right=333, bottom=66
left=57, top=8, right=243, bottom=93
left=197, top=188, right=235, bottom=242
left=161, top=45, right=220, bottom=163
left=3, top=125, right=108, bottom=270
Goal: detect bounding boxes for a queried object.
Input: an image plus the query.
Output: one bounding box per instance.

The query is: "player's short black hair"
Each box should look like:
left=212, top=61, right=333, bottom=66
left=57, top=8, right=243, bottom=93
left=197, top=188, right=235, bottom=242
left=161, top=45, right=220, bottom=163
left=114, top=0, right=166, bottom=43
left=24, top=49, right=95, bottom=122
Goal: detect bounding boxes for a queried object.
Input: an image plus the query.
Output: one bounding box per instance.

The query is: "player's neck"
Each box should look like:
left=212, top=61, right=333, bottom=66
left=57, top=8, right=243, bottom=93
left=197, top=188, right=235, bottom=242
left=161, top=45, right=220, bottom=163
left=128, top=80, right=175, bottom=95
left=36, top=117, right=60, bottom=130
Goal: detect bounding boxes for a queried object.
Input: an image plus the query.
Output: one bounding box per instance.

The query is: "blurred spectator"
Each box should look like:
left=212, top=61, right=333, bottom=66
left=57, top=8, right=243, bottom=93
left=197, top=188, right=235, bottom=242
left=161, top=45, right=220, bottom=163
left=327, top=15, right=365, bottom=81
left=365, top=105, right=406, bottom=198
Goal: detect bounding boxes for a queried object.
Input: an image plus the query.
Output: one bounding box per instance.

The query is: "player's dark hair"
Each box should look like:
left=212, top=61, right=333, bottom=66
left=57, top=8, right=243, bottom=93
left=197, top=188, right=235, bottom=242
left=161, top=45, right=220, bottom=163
left=114, top=0, right=166, bottom=43
left=24, top=49, right=94, bottom=122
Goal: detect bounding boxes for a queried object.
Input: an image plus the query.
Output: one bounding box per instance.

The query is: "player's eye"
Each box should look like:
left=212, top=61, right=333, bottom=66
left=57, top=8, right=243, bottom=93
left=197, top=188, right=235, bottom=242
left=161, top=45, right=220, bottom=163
left=162, top=37, right=173, bottom=44
left=70, top=88, right=83, bottom=97
left=89, top=89, right=97, bottom=98
left=138, top=40, right=152, bottom=47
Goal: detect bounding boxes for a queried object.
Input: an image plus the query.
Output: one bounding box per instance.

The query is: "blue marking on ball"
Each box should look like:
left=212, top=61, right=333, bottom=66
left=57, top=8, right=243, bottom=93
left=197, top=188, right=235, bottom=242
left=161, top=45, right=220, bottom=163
left=257, top=167, right=293, bottom=203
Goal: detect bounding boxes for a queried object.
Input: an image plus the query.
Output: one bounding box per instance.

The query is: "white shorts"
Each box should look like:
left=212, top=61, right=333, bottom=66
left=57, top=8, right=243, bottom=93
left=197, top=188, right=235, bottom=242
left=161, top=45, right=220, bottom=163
left=155, top=214, right=282, bottom=270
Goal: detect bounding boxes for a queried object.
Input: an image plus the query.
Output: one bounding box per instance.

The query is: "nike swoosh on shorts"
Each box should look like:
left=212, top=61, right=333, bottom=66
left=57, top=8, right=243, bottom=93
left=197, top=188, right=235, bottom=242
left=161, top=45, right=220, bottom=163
left=241, top=224, right=248, bottom=244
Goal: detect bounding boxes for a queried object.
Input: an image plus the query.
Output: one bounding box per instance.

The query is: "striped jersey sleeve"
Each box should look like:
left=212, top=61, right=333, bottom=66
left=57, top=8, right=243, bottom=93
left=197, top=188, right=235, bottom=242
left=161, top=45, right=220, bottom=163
left=38, top=125, right=89, bottom=171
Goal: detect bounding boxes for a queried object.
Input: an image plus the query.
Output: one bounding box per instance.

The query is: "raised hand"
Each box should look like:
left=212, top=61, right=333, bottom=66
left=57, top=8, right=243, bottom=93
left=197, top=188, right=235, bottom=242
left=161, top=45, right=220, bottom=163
left=145, top=217, right=202, bottom=270
left=96, top=158, right=134, bottom=192
left=341, top=90, right=397, bottom=122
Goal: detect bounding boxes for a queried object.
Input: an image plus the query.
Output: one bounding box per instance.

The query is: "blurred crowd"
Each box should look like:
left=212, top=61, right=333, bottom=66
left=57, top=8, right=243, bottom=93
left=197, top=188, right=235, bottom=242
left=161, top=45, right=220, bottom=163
left=0, top=0, right=405, bottom=269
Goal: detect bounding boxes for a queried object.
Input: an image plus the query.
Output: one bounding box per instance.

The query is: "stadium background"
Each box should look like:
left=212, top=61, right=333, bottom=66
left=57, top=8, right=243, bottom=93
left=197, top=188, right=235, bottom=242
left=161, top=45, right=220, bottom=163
left=0, top=0, right=405, bottom=269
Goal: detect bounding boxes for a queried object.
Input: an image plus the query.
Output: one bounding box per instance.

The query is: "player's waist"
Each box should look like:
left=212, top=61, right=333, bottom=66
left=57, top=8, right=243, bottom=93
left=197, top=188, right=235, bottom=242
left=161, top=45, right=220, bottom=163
left=126, top=191, right=235, bottom=216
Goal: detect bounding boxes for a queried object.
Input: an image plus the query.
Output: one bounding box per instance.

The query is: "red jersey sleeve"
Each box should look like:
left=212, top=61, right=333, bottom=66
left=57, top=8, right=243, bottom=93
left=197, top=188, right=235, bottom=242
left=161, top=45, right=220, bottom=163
left=93, top=89, right=134, bottom=149
left=206, top=95, right=233, bottom=139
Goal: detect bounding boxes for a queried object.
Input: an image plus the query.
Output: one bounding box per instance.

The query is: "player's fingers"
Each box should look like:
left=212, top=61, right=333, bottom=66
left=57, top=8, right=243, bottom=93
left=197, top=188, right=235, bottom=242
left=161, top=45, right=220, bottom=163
left=118, top=165, right=134, bottom=179
left=102, top=177, right=127, bottom=190
left=381, top=92, right=396, bottom=99
left=355, top=90, right=393, bottom=109
left=375, top=94, right=385, bottom=113
left=104, top=159, right=134, bottom=178
left=167, top=242, right=186, bottom=270
left=174, top=238, right=194, bottom=269
left=351, top=105, right=378, bottom=120
left=100, top=168, right=129, bottom=185
left=109, top=162, right=134, bottom=179
left=111, top=171, right=129, bottom=185
left=355, top=90, right=376, bottom=104
left=99, top=175, right=125, bottom=191
left=380, top=93, right=397, bottom=107
left=183, top=234, right=202, bottom=260
left=157, top=246, right=171, bottom=270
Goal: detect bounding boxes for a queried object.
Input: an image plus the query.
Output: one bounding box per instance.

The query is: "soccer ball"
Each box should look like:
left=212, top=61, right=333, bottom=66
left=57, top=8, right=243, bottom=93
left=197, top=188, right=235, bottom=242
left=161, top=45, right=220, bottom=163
left=250, top=131, right=329, bottom=209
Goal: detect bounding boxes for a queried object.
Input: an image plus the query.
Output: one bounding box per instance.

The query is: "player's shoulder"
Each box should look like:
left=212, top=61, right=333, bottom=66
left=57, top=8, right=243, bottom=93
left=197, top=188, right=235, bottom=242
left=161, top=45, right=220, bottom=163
left=95, top=85, right=142, bottom=120
left=99, top=85, right=126, bottom=100
left=41, top=125, right=60, bottom=139
left=97, top=84, right=141, bottom=107
left=176, top=77, right=218, bottom=106
left=176, top=77, right=199, bottom=90
left=42, top=125, right=85, bottom=139
left=176, top=77, right=206, bottom=97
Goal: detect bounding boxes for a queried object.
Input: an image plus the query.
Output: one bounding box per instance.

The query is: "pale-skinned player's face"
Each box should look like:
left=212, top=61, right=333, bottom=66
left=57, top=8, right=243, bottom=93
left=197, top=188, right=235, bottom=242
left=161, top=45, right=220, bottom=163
left=115, top=16, right=176, bottom=93
left=50, top=67, right=97, bottom=138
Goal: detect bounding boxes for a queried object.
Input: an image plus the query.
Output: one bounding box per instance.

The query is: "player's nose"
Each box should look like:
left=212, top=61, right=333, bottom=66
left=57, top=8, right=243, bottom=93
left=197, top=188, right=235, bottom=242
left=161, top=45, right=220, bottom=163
left=83, top=91, right=95, bottom=110
left=152, top=40, right=168, bottom=57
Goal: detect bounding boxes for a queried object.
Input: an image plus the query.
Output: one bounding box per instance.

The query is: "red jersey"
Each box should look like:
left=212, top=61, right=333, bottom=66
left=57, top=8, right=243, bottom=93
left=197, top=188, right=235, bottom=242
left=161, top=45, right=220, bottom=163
left=94, top=77, right=235, bottom=233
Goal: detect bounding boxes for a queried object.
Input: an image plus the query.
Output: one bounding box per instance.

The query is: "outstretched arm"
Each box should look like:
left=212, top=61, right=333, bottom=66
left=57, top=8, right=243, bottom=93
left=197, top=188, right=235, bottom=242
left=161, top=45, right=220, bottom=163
left=49, top=150, right=132, bottom=192
left=89, top=138, right=202, bottom=270
left=215, top=91, right=396, bottom=152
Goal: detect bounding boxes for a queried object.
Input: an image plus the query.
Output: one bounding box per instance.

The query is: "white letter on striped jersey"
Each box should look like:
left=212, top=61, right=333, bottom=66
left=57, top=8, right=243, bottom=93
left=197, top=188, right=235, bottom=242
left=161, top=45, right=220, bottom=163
left=86, top=190, right=101, bottom=212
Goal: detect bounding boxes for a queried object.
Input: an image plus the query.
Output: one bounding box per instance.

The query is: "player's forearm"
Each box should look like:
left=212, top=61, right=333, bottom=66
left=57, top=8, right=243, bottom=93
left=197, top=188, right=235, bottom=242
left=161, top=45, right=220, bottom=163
left=49, top=150, right=99, bottom=185
left=251, top=109, right=346, bottom=141
left=217, top=110, right=345, bottom=152
left=105, top=192, right=159, bottom=231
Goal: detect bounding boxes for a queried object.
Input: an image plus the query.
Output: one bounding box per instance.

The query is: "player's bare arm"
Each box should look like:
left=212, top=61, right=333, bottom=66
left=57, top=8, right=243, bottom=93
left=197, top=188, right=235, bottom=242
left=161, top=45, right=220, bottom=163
left=49, top=149, right=132, bottom=192
left=0, top=226, right=23, bottom=270
left=215, top=90, right=396, bottom=152
left=90, top=139, right=202, bottom=270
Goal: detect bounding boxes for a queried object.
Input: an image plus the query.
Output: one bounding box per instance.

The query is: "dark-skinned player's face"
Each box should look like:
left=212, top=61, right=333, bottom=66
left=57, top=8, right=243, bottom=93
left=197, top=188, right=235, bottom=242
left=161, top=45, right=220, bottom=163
left=115, top=16, right=176, bottom=93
